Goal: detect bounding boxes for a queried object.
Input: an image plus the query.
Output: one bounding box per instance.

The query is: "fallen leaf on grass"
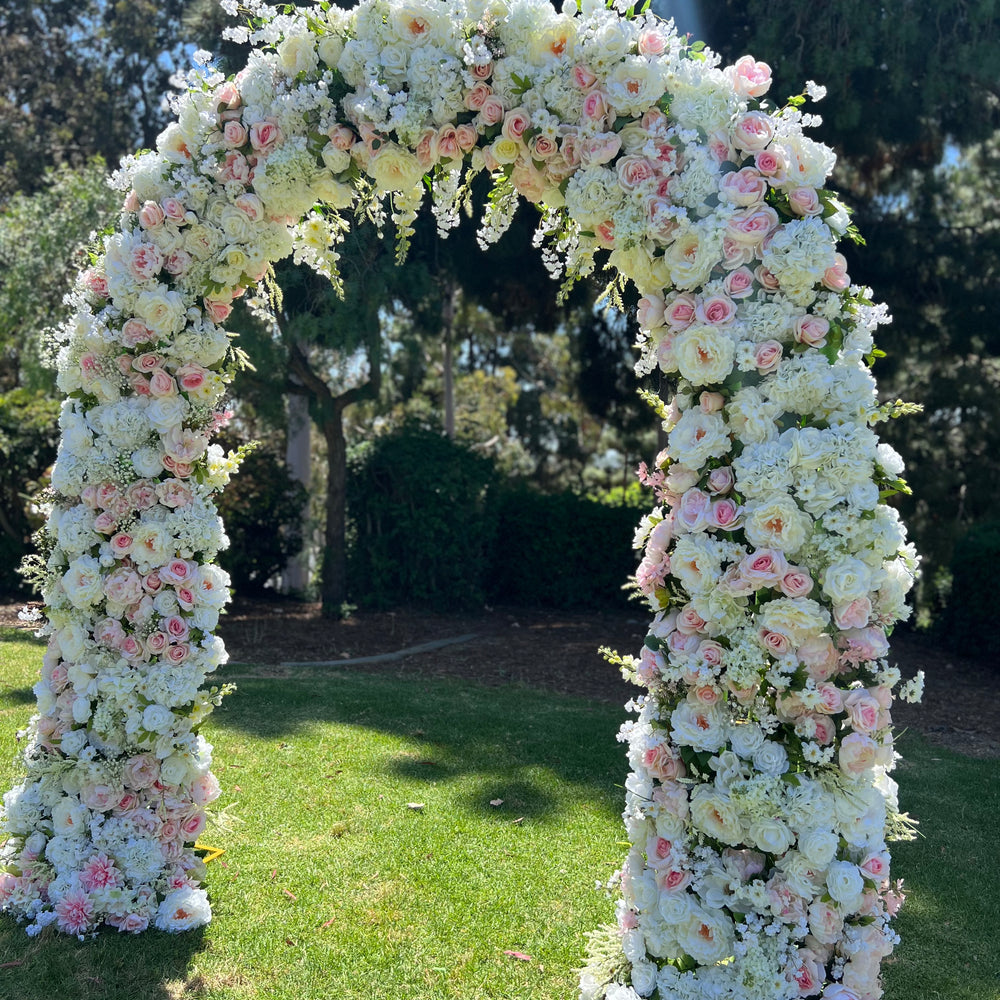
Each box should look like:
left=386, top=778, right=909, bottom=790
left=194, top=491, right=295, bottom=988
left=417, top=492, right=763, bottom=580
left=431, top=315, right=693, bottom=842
left=320, top=918, right=336, bottom=930
left=406, top=802, right=425, bottom=811
left=285, top=938, right=295, bottom=946
left=503, top=950, right=533, bottom=962
left=281, top=889, right=297, bottom=901
left=511, top=817, right=525, bottom=825
left=0, top=961, right=24, bottom=969
left=489, top=799, right=504, bottom=807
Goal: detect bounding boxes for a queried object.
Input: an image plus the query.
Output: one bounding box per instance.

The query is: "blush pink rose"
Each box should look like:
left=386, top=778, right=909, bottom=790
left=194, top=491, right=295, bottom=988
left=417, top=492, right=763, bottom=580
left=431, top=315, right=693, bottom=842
left=121, top=318, right=154, bottom=347
left=794, top=315, right=830, bottom=347
left=129, top=243, right=164, bottom=281
left=789, top=186, right=822, bottom=216
left=780, top=569, right=814, bottom=598
left=834, top=597, right=872, bottom=629
left=843, top=689, right=881, bottom=733
left=665, top=294, right=697, bottom=329
left=580, top=132, right=622, bottom=166
left=204, top=297, right=233, bottom=323
left=759, top=627, right=792, bottom=655
left=617, top=155, right=655, bottom=191
left=697, top=295, right=737, bottom=326
left=148, top=369, right=177, bottom=398
left=720, top=167, right=768, bottom=207
left=731, top=55, right=772, bottom=98
left=222, top=120, right=248, bottom=148
left=162, top=197, right=186, bottom=223
left=501, top=108, right=531, bottom=143
left=249, top=120, right=282, bottom=155
left=572, top=64, right=598, bottom=90
left=709, top=498, right=742, bottom=529
left=707, top=466, right=735, bottom=495
left=700, top=391, right=725, bottom=414
left=455, top=124, right=478, bottom=153
left=146, top=630, right=169, bottom=655
left=754, top=339, right=783, bottom=374
left=839, top=732, right=878, bottom=775
left=823, top=253, right=851, bottom=291
left=733, top=111, right=775, bottom=151
left=581, top=89, right=610, bottom=125
left=464, top=82, right=492, bottom=112
left=138, top=201, right=165, bottom=229
left=478, top=95, right=505, bottom=126
left=723, top=266, right=755, bottom=299
left=643, top=742, right=685, bottom=781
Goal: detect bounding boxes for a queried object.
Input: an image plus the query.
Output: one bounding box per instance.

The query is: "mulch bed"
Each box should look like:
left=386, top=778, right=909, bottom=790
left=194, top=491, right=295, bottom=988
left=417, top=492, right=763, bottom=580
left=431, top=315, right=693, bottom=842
left=3, top=596, right=997, bottom=758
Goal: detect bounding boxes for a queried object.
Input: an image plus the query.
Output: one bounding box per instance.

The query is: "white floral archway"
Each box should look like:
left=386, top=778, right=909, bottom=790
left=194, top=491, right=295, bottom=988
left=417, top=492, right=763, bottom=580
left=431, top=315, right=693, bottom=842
left=1, top=1, right=922, bottom=997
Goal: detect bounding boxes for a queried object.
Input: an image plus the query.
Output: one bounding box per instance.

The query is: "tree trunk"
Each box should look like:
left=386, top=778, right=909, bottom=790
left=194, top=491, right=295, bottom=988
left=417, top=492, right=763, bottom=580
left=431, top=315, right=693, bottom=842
left=281, top=391, right=312, bottom=594
left=320, top=410, right=348, bottom=615
left=442, top=283, right=457, bottom=439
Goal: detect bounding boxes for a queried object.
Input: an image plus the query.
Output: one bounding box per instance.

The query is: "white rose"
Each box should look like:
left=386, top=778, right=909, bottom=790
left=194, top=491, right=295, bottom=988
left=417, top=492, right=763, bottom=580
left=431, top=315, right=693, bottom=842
left=318, top=34, right=344, bottom=68
left=729, top=722, right=765, bottom=759
left=673, top=325, right=736, bottom=386
left=136, top=287, right=187, bottom=338
left=368, top=143, right=425, bottom=193
left=798, top=827, right=839, bottom=867
left=667, top=410, right=731, bottom=469
left=630, top=959, right=658, bottom=997
left=690, top=787, right=743, bottom=845
left=821, top=557, right=873, bottom=604
left=748, top=817, right=794, bottom=855
left=159, top=754, right=191, bottom=787
left=277, top=30, right=319, bottom=77
left=132, top=447, right=165, bottom=477
left=826, top=860, right=865, bottom=911
left=679, top=907, right=734, bottom=964
left=62, top=556, right=104, bottom=610
left=52, top=798, right=89, bottom=837
left=744, top=495, right=811, bottom=554
left=751, top=740, right=788, bottom=776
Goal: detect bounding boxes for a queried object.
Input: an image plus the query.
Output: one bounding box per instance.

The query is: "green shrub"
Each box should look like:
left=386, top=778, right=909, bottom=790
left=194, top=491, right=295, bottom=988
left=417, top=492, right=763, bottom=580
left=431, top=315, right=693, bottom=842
left=216, top=442, right=307, bottom=595
left=346, top=427, right=496, bottom=611
left=945, top=520, right=1000, bottom=654
left=486, top=487, right=643, bottom=609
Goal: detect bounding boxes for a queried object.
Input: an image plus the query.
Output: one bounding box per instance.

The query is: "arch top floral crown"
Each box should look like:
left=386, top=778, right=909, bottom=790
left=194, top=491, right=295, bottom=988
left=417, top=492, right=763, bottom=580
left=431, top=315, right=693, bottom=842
left=2, top=1, right=920, bottom=997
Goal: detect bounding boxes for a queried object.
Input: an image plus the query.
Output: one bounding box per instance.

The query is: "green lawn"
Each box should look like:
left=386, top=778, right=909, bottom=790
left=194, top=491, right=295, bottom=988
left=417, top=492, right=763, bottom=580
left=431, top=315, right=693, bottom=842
left=0, top=628, right=997, bottom=999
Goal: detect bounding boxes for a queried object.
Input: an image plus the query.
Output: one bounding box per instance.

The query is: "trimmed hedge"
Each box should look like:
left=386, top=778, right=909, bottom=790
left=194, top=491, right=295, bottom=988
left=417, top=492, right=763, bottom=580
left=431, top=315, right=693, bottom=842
left=347, top=427, right=643, bottom=611
left=346, top=428, right=497, bottom=611
left=946, top=520, right=1000, bottom=655
left=487, top=487, right=642, bottom=609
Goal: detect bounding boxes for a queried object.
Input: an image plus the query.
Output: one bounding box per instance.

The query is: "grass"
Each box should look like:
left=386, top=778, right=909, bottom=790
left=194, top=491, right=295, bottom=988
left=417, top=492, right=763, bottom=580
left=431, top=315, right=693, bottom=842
left=0, top=626, right=998, bottom=999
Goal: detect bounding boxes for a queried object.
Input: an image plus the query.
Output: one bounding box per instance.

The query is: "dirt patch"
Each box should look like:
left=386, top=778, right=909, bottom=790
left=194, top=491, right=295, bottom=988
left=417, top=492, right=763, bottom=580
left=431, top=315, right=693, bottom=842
left=3, top=596, right=997, bottom=758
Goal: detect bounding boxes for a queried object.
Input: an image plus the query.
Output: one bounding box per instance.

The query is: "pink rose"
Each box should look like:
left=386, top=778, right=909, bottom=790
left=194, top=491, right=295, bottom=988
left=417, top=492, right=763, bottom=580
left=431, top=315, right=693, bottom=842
left=720, top=167, right=768, bottom=207
left=501, top=108, right=531, bottom=143
left=192, top=772, right=221, bottom=806
left=616, top=155, right=655, bottom=191
left=727, top=206, right=780, bottom=246
left=643, top=742, right=685, bottom=781
left=759, top=627, right=792, bottom=655
left=160, top=559, right=193, bottom=585
left=667, top=629, right=699, bottom=655
left=104, top=568, right=144, bottom=607
left=219, top=150, right=250, bottom=184
left=123, top=190, right=140, bottom=213
left=580, top=132, right=622, bottom=166
left=572, top=65, right=597, bottom=90
left=165, top=642, right=190, bottom=664
left=696, top=295, right=736, bottom=326
left=138, top=201, right=165, bottom=229
left=249, top=120, right=282, bottom=155
left=164, top=615, right=190, bottom=640
left=455, top=124, right=478, bottom=153
left=157, top=479, right=194, bottom=508
left=180, top=811, right=207, bottom=839
left=677, top=488, right=711, bottom=531
left=414, top=128, right=440, bottom=169
left=860, top=852, right=889, bottom=879
left=807, top=713, right=836, bottom=745
left=120, top=635, right=147, bottom=662
left=665, top=294, right=697, bottom=329
left=161, top=197, right=186, bottom=223
left=223, top=120, right=248, bottom=148
left=176, top=586, right=196, bottom=610
left=754, top=148, right=787, bottom=178
left=794, top=315, right=830, bottom=348
left=707, top=466, right=734, bottom=495
left=559, top=130, right=582, bottom=169
left=174, top=365, right=208, bottom=393
left=676, top=604, right=707, bottom=635
left=530, top=133, right=557, bottom=159
left=834, top=597, right=871, bottom=630
left=709, top=498, right=742, bottom=529
left=733, top=111, right=775, bottom=151
left=699, top=391, right=725, bottom=414
left=163, top=250, right=192, bottom=276
left=755, top=265, right=782, bottom=292
left=478, top=95, right=505, bottom=126
left=843, top=689, right=881, bottom=734
left=146, top=630, right=169, bottom=655
left=730, top=55, right=772, bottom=98
left=121, top=319, right=154, bottom=347
left=130, top=243, right=164, bottom=281
left=815, top=682, right=844, bottom=714
left=722, top=267, right=753, bottom=299
left=780, top=569, right=814, bottom=598
left=581, top=89, right=610, bottom=126
left=637, top=26, right=669, bottom=56
left=839, top=732, right=878, bottom=776
left=754, top=339, right=783, bottom=374
left=94, top=510, right=118, bottom=534
left=82, top=269, right=109, bottom=299
left=110, top=532, right=134, bottom=557
left=740, top=548, right=788, bottom=588
left=94, top=618, right=125, bottom=649
left=132, top=353, right=161, bottom=373
left=789, top=186, right=822, bottom=216
left=148, top=369, right=177, bottom=398
left=637, top=294, right=665, bottom=330
left=464, top=82, right=492, bottom=112
left=142, top=571, right=164, bottom=594
left=204, top=297, right=233, bottom=323
left=823, top=253, right=851, bottom=291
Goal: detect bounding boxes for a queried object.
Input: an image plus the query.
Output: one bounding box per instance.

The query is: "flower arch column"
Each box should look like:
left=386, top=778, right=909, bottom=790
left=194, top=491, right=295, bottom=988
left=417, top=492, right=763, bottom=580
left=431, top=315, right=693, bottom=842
left=2, top=2, right=921, bottom=997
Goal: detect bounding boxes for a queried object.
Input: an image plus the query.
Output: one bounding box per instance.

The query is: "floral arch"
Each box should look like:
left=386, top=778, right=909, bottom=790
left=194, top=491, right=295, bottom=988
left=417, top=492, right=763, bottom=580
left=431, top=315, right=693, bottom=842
left=1, top=0, right=923, bottom=997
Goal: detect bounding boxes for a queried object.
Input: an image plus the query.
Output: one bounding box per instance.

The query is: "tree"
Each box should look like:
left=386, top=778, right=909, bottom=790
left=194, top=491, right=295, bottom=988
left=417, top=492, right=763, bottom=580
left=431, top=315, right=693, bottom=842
left=0, top=1, right=191, bottom=201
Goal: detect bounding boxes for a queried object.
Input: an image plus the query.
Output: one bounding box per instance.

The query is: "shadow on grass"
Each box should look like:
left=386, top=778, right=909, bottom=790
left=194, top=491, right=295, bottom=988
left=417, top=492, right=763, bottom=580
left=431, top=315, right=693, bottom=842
left=0, top=923, right=208, bottom=1000
left=211, top=667, right=627, bottom=819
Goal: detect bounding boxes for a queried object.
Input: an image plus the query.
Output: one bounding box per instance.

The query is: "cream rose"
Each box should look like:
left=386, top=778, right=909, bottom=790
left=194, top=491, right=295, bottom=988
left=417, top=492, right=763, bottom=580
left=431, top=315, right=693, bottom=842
left=672, top=325, right=736, bottom=386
